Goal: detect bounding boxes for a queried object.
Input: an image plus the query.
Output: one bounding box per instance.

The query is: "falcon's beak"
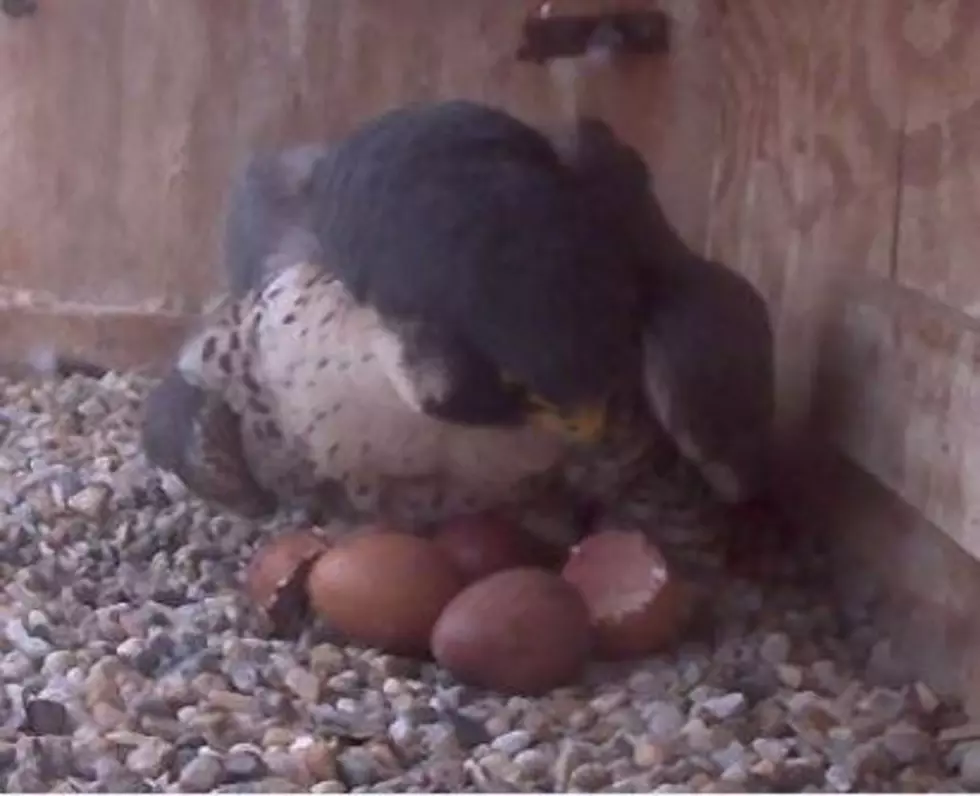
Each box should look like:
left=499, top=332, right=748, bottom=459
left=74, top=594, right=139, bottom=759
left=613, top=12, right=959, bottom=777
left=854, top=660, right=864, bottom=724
left=526, top=395, right=607, bottom=443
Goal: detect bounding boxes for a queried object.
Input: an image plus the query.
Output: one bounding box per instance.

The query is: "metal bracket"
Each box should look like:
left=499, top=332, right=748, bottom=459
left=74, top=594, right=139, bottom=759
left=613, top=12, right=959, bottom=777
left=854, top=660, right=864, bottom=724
left=2, top=0, right=37, bottom=19
left=516, top=5, right=670, bottom=64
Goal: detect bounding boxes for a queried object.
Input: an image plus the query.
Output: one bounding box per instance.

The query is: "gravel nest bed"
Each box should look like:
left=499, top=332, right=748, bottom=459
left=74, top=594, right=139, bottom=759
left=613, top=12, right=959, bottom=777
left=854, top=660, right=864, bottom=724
left=0, top=369, right=978, bottom=793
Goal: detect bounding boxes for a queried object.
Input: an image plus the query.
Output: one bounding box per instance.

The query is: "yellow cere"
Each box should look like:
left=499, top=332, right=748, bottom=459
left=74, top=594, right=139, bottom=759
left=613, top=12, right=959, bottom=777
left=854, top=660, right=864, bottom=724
left=526, top=393, right=607, bottom=443
left=499, top=370, right=607, bottom=442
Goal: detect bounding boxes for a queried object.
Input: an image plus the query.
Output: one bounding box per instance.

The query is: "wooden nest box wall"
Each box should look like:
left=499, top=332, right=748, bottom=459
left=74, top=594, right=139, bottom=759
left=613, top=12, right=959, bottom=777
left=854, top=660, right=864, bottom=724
left=3, top=0, right=980, bottom=709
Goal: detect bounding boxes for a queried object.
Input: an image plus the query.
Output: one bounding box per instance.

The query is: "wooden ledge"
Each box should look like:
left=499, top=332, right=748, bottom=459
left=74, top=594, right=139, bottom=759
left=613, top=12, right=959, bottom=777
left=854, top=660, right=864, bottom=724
left=0, top=305, right=193, bottom=377
left=784, top=439, right=980, bottom=715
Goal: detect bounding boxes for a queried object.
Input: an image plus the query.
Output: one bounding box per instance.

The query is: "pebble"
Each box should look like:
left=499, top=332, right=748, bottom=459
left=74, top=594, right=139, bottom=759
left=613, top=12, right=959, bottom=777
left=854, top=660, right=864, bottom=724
left=490, top=729, right=533, bottom=756
left=210, top=689, right=252, bottom=713
left=751, top=737, right=789, bottom=764
left=959, top=742, right=980, bottom=789
left=264, top=749, right=312, bottom=787
left=67, top=484, right=111, bottom=519
left=228, top=661, right=260, bottom=693
left=881, top=723, right=932, bottom=765
left=913, top=681, right=941, bottom=714
left=337, top=746, right=385, bottom=787
left=759, top=632, right=791, bottom=664
left=553, top=740, right=589, bottom=789
left=682, top=718, right=714, bottom=752
left=0, top=651, right=35, bottom=681
left=125, top=737, right=174, bottom=777
left=484, top=714, right=511, bottom=738
left=179, top=752, right=225, bottom=792
left=646, top=701, right=686, bottom=741
left=309, top=645, right=346, bottom=677
left=719, top=760, right=748, bottom=784
left=750, top=758, right=776, bottom=779
left=568, top=762, right=611, bottom=792
left=24, top=698, right=71, bottom=735
left=41, top=651, right=75, bottom=678
left=116, top=637, right=144, bottom=660
left=513, top=748, right=552, bottom=777
left=300, top=739, right=337, bottom=782
left=283, top=667, right=320, bottom=703
left=701, top=693, right=747, bottom=720
left=590, top=691, right=627, bottom=714
left=632, top=740, right=667, bottom=767
left=810, top=659, right=843, bottom=694
left=224, top=748, right=268, bottom=782
left=777, top=663, right=804, bottom=689
left=824, top=762, right=855, bottom=792
left=262, top=727, right=295, bottom=748
left=5, top=618, right=52, bottom=659
left=0, top=370, right=965, bottom=792
left=310, top=781, right=347, bottom=793
left=711, top=740, right=747, bottom=770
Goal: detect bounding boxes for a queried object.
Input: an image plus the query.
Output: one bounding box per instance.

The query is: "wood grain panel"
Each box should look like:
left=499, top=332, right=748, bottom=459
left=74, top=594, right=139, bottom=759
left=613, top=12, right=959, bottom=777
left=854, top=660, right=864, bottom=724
left=804, top=1, right=980, bottom=559
left=0, top=0, right=716, bottom=341
left=818, top=277, right=980, bottom=558
left=708, top=0, right=905, bottom=443
left=791, top=0, right=905, bottom=444
left=705, top=0, right=821, bottom=439
left=894, top=0, right=980, bottom=317
left=706, top=0, right=812, bottom=302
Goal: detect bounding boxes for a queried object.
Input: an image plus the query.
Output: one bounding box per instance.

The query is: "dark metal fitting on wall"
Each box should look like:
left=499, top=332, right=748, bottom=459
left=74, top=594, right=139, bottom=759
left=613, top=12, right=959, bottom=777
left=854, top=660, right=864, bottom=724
left=516, top=3, right=670, bottom=64
left=2, top=0, right=38, bottom=20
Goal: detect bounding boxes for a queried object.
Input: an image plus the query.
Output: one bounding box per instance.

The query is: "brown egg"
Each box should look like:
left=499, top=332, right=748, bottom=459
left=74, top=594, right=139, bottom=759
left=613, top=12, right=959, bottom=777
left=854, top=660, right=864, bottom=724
left=432, top=512, right=551, bottom=583
left=245, top=529, right=330, bottom=636
left=306, top=531, right=465, bottom=656
left=562, top=529, right=692, bottom=660
left=430, top=567, right=593, bottom=695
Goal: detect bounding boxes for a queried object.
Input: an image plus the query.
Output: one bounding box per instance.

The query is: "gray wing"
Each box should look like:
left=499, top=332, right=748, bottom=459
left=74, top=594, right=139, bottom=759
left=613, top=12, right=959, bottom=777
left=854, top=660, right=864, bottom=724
left=223, top=143, right=328, bottom=296
left=641, top=256, right=775, bottom=504
left=556, top=116, right=775, bottom=503
left=306, top=100, right=642, bottom=414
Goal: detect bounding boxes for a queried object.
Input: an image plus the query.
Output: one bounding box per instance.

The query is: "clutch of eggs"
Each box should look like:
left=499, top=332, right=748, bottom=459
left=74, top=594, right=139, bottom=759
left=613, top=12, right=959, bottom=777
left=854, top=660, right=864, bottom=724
left=244, top=514, right=691, bottom=694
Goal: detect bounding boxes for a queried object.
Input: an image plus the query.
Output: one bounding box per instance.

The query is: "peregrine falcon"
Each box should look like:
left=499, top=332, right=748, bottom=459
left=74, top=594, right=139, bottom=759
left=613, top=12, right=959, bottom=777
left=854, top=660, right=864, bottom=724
left=142, top=100, right=774, bottom=537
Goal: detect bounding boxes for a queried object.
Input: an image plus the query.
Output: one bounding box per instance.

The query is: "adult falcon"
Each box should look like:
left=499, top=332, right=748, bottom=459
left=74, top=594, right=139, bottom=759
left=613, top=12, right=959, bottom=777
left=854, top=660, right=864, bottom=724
left=141, top=100, right=774, bottom=542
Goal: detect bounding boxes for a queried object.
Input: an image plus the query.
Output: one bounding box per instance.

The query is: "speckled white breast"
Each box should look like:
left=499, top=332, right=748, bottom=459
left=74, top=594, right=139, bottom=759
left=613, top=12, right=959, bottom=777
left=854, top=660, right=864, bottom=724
left=237, top=262, right=572, bottom=520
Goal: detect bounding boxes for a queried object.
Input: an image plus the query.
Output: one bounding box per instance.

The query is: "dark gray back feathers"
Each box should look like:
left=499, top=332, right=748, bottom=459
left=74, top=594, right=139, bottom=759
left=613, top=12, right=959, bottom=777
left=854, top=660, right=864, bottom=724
left=308, top=100, right=643, bottom=410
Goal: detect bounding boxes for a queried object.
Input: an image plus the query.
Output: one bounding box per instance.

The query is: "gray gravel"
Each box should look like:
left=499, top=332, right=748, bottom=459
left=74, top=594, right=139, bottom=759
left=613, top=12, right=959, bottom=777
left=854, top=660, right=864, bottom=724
left=0, top=369, right=975, bottom=792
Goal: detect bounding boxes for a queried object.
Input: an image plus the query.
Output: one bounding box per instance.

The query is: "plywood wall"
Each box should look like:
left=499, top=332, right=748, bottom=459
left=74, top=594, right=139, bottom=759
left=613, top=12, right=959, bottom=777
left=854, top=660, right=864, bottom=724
left=706, top=0, right=980, bottom=563
left=0, top=0, right=718, bottom=364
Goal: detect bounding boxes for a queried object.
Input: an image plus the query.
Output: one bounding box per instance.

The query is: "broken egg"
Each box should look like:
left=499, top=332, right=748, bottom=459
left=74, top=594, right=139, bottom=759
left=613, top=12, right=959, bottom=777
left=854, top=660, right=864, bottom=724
left=307, top=530, right=465, bottom=656
left=244, top=529, right=330, bottom=636
left=430, top=567, right=593, bottom=695
left=561, top=529, right=691, bottom=660
left=433, top=512, right=549, bottom=583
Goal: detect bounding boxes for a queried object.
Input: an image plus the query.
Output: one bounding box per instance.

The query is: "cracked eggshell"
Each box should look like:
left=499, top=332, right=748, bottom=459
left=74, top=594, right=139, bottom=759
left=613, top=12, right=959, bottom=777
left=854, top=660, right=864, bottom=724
left=306, top=530, right=465, bottom=657
left=561, top=529, right=691, bottom=660
left=430, top=566, right=593, bottom=696
left=244, top=529, right=330, bottom=636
